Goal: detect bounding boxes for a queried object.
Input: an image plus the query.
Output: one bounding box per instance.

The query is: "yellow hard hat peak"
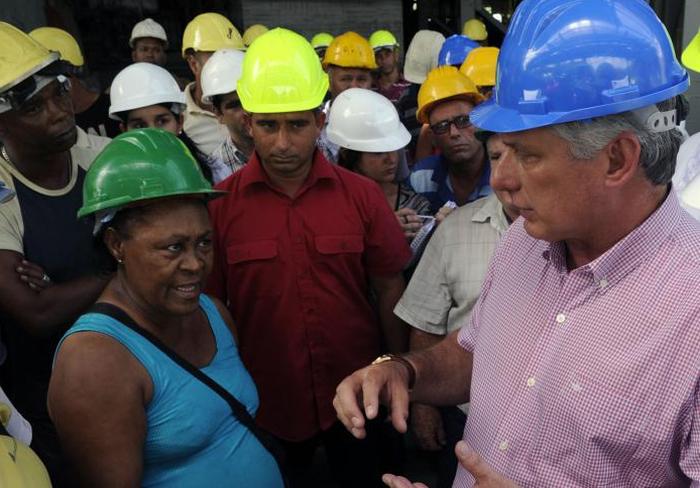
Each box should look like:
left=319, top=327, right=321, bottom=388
left=463, top=18, right=487, bottom=41
left=0, top=22, right=59, bottom=95
left=311, top=32, right=334, bottom=49
left=322, top=31, right=377, bottom=70
left=369, top=30, right=398, bottom=51
left=29, top=27, right=84, bottom=67
left=182, top=12, right=244, bottom=58
left=417, top=66, right=483, bottom=124
left=243, top=24, right=269, bottom=47
left=460, top=47, right=499, bottom=87
left=237, top=28, right=329, bottom=113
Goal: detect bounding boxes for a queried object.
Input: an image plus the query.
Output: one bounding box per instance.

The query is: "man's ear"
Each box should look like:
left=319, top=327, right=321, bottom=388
left=243, top=112, right=253, bottom=137
left=186, top=54, right=199, bottom=77
left=603, top=130, right=642, bottom=188
left=131, top=50, right=138, bottom=63
left=314, top=110, right=326, bottom=130
left=103, top=227, right=125, bottom=263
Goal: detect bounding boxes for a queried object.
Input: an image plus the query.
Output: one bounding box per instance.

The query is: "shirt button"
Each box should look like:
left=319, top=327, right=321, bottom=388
left=498, top=440, right=509, bottom=451
left=599, top=278, right=608, bottom=289
left=555, top=313, right=566, bottom=324
left=571, top=382, right=583, bottom=392
left=526, top=377, right=536, bottom=388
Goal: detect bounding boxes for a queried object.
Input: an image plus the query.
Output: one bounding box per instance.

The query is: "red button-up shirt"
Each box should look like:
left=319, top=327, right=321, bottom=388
left=207, top=150, right=411, bottom=441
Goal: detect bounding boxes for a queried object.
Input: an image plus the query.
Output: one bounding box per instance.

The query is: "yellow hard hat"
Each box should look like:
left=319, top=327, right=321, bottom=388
left=0, top=434, right=52, bottom=488
left=417, top=66, right=483, bottom=124
left=242, top=24, right=268, bottom=47
left=29, top=27, right=84, bottom=68
left=323, top=31, right=377, bottom=70
left=369, top=30, right=399, bottom=51
left=459, top=47, right=499, bottom=87
left=0, top=22, right=59, bottom=98
left=462, top=18, right=487, bottom=41
left=311, top=32, right=334, bottom=49
left=181, top=13, right=244, bottom=58
left=237, top=28, right=329, bottom=113
left=682, top=28, right=700, bottom=72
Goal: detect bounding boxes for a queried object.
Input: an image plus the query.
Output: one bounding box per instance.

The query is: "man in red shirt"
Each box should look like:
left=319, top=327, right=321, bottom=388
left=207, top=28, right=411, bottom=487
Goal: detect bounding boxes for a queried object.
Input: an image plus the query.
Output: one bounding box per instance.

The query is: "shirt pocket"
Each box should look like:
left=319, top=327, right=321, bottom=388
left=314, top=234, right=365, bottom=274
left=539, top=372, right=643, bottom=485
left=226, top=240, right=281, bottom=298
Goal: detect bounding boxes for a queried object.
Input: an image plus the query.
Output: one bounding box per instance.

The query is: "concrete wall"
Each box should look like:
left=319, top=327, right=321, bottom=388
left=241, top=0, right=402, bottom=45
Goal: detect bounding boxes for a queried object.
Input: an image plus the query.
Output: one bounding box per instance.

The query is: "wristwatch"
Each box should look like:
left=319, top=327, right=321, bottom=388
left=371, top=354, right=416, bottom=390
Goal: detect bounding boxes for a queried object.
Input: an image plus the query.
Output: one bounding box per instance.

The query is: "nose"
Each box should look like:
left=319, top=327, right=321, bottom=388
left=274, top=126, right=292, bottom=153
left=180, top=247, right=205, bottom=273
left=490, top=148, right=520, bottom=193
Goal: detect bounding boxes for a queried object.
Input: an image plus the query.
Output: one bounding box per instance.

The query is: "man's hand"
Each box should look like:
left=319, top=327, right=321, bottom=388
left=410, top=403, right=446, bottom=451
left=434, top=205, right=455, bottom=225
left=395, top=208, right=423, bottom=240
left=333, top=361, right=412, bottom=439
left=381, top=441, right=520, bottom=487
left=16, top=259, right=52, bottom=291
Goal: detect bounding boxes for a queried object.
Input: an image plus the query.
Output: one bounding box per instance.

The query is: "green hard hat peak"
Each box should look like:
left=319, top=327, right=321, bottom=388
left=78, top=128, right=224, bottom=219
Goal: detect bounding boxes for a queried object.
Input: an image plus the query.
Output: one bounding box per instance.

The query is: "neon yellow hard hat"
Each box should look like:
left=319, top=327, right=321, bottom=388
left=181, top=13, right=244, bottom=58
left=459, top=47, right=498, bottom=87
left=417, top=66, right=483, bottom=124
left=682, top=28, right=700, bottom=72
left=311, top=32, right=334, bottom=49
left=369, top=30, right=399, bottom=51
left=323, top=31, right=377, bottom=70
left=0, top=22, right=59, bottom=106
left=462, top=18, right=487, bottom=41
left=242, top=24, right=269, bottom=47
left=29, top=27, right=84, bottom=68
left=237, top=28, right=329, bottom=113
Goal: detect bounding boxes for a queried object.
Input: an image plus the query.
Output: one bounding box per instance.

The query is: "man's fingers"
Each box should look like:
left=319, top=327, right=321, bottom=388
left=382, top=473, right=428, bottom=488
left=456, top=441, right=492, bottom=481
left=333, top=375, right=367, bottom=439
left=387, top=375, right=409, bottom=433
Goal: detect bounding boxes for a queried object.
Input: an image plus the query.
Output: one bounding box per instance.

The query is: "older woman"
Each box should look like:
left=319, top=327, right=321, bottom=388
left=48, top=129, right=284, bottom=487
left=327, top=88, right=431, bottom=241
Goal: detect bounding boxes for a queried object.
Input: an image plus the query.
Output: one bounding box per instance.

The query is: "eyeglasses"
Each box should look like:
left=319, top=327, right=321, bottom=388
left=430, top=114, right=472, bottom=135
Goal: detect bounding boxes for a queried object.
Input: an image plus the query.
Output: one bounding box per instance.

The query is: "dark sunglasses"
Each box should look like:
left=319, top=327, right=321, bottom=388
left=430, top=114, right=472, bottom=135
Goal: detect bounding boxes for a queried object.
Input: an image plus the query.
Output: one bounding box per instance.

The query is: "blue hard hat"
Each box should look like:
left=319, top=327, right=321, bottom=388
left=437, top=35, right=479, bottom=67
left=470, top=0, right=689, bottom=133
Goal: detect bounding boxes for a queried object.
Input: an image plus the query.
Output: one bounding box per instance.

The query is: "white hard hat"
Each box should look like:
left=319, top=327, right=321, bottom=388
left=404, top=30, right=445, bottom=84
left=130, top=18, right=168, bottom=48
left=674, top=131, right=700, bottom=221
left=326, top=88, right=411, bottom=152
left=201, top=49, right=245, bottom=105
left=108, top=62, right=185, bottom=120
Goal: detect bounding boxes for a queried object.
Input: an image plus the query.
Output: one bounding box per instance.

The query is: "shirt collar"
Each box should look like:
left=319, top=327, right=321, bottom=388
left=184, top=82, right=216, bottom=117
left=472, top=193, right=509, bottom=233
left=543, top=187, right=683, bottom=283
left=239, top=149, right=339, bottom=195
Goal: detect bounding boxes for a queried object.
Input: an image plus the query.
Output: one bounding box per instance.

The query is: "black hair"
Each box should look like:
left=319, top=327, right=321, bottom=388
left=337, top=148, right=362, bottom=172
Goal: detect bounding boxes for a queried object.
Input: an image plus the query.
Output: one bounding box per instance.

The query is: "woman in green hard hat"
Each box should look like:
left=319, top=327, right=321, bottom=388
left=48, top=129, right=285, bottom=487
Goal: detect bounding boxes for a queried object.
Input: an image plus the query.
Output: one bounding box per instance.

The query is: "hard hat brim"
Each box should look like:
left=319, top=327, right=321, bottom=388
left=470, top=74, right=690, bottom=133
left=327, top=124, right=411, bottom=153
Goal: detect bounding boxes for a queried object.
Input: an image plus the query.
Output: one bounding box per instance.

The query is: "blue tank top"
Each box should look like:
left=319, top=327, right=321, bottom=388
left=57, top=294, right=284, bottom=487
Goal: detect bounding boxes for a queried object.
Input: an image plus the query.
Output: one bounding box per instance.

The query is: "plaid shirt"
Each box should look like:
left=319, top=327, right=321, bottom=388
left=455, top=190, right=700, bottom=487
left=207, top=136, right=249, bottom=184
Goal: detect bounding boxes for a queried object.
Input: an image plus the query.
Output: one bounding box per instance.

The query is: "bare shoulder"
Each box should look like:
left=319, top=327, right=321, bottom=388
left=50, top=331, right=152, bottom=413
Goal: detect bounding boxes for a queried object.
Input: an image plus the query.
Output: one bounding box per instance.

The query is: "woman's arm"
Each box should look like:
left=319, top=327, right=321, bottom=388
left=48, top=332, right=150, bottom=488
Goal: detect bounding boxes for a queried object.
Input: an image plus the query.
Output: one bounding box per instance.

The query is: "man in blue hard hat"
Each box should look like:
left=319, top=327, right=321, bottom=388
left=334, top=0, right=700, bottom=486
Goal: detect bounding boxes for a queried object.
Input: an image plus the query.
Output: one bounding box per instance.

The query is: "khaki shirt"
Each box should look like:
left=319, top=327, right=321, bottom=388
left=76, top=126, right=111, bottom=152
left=395, top=193, right=509, bottom=335
left=182, top=82, right=229, bottom=158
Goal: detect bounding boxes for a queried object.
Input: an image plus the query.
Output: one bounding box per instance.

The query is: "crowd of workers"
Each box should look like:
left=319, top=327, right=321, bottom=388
left=0, top=0, right=700, bottom=486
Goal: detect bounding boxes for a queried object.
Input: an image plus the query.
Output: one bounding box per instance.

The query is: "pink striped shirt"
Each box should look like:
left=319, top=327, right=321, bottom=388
left=456, top=190, right=700, bottom=487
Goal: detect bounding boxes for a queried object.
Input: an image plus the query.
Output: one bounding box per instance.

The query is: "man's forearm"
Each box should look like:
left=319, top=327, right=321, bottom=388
left=18, top=274, right=111, bottom=338
left=377, top=287, right=409, bottom=353
left=406, top=329, right=472, bottom=406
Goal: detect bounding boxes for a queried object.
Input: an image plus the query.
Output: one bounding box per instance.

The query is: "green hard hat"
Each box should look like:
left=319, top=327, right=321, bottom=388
left=78, top=128, right=224, bottom=219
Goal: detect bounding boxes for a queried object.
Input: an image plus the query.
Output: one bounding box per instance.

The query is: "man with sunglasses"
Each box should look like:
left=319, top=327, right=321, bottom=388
left=0, top=23, right=110, bottom=487
left=410, top=66, right=490, bottom=214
